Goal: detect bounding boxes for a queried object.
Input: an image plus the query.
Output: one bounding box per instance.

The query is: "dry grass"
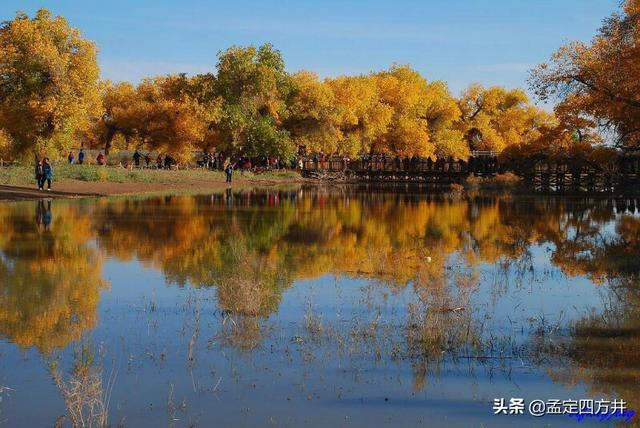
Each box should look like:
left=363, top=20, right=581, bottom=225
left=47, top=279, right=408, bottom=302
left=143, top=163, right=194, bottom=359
left=50, top=363, right=116, bottom=428
left=216, top=315, right=264, bottom=351
left=464, top=172, right=522, bottom=190
left=48, top=342, right=117, bottom=428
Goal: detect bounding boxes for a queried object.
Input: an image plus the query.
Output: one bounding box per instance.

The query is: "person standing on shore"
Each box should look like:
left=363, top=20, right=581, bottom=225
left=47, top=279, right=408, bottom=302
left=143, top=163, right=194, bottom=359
left=133, top=150, right=141, bottom=167
left=78, top=148, right=85, bottom=165
left=42, top=158, right=53, bottom=191
left=35, top=160, right=44, bottom=190
left=225, top=162, right=234, bottom=183
left=68, top=151, right=75, bottom=164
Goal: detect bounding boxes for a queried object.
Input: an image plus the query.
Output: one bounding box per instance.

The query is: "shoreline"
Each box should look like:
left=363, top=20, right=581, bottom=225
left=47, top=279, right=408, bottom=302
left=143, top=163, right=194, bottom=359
left=1, top=164, right=638, bottom=201
left=0, top=176, right=310, bottom=201
left=2, top=179, right=639, bottom=202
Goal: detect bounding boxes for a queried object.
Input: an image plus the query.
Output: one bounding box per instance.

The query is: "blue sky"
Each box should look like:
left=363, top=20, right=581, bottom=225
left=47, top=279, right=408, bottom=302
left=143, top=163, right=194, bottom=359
left=1, top=0, right=618, bottom=98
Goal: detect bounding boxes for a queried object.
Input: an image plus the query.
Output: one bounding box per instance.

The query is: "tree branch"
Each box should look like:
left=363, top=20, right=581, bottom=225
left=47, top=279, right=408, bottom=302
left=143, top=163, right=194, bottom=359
left=572, top=76, right=640, bottom=109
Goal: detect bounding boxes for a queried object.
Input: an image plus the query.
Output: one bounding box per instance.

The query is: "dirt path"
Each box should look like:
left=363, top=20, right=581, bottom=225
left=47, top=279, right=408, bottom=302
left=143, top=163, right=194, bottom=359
left=0, top=184, right=101, bottom=200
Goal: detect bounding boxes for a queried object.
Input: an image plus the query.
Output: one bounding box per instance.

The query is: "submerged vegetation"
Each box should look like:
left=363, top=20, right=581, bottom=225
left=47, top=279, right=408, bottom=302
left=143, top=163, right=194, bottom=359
left=463, top=172, right=522, bottom=191
left=0, top=189, right=638, bottom=424
left=0, top=190, right=638, bottom=353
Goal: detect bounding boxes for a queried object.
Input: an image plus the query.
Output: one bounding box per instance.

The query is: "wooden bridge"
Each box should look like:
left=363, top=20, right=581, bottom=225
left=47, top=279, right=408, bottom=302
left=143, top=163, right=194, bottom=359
left=526, top=156, right=640, bottom=192
left=302, top=156, right=499, bottom=183
left=302, top=153, right=640, bottom=192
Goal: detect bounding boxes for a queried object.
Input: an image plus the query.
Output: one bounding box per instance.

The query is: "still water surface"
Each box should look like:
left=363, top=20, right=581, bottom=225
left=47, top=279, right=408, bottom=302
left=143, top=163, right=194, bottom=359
left=0, top=187, right=639, bottom=427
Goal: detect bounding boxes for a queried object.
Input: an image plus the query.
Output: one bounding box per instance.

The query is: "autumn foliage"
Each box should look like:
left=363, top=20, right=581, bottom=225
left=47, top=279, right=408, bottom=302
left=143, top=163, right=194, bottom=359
left=2, top=3, right=638, bottom=163
left=0, top=8, right=597, bottom=164
left=0, top=9, right=100, bottom=160
left=530, top=0, right=640, bottom=149
left=0, top=191, right=637, bottom=352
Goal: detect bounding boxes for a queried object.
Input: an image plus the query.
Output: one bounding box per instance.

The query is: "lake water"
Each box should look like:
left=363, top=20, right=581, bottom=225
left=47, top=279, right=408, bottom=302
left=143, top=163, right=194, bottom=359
left=0, top=186, right=638, bottom=427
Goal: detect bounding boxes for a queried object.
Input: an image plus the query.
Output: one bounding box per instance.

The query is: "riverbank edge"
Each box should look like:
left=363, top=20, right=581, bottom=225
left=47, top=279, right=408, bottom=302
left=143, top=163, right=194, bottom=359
left=3, top=179, right=639, bottom=202
left=0, top=176, right=311, bottom=201
left=2, top=172, right=639, bottom=201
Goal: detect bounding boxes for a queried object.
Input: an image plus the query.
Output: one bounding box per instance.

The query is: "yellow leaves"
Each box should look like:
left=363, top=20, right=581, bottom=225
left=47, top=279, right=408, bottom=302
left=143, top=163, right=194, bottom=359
left=305, top=72, right=548, bottom=159
left=325, top=74, right=388, bottom=156
left=0, top=8, right=100, bottom=160
left=625, top=0, right=640, bottom=15
left=531, top=1, right=640, bottom=148
left=94, top=75, right=221, bottom=160
left=0, top=202, right=107, bottom=354
left=315, top=65, right=463, bottom=158
left=376, top=65, right=426, bottom=113
left=457, top=84, right=552, bottom=153
left=286, top=71, right=340, bottom=153
left=0, top=9, right=615, bottom=161
left=373, top=65, right=432, bottom=157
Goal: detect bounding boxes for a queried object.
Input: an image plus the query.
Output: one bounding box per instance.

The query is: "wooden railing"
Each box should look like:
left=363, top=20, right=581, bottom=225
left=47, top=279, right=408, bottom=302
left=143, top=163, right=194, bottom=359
left=302, top=156, right=500, bottom=177
left=301, top=154, right=640, bottom=191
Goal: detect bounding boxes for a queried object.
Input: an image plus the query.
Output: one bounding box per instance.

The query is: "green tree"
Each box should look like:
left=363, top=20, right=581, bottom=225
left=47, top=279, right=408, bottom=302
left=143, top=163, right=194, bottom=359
left=215, top=44, right=295, bottom=159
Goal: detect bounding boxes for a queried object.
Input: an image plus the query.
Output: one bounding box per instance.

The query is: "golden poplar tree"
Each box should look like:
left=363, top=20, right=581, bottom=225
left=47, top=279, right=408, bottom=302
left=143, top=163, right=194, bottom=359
left=0, top=9, right=100, bottom=160
left=530, top=0, right=640, bottom=148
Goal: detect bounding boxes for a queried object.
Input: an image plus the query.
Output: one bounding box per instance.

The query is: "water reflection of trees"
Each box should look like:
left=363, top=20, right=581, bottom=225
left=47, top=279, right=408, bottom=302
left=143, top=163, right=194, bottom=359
left=0, top=202, right=107, bottom=353
left=2, top=191, right=639, bottom=427
left=0, top=191, right=638, bottom=358
left=533, top=212, right=640, bottom=412
left=95, top=191, right=640, bottom=401
left=95, top=192, right=639, bottom=299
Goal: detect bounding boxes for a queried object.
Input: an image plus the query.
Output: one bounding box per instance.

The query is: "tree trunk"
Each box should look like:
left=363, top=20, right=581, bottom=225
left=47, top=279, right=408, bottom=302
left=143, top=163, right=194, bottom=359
left=103, top=127, right=116, bottom=155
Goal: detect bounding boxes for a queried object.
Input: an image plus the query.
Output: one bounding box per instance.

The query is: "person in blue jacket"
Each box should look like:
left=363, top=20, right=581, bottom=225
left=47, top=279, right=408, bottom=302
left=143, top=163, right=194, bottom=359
left=42, top=158, right=53, bottom=191
left=225, top=162, right=234, bottom=183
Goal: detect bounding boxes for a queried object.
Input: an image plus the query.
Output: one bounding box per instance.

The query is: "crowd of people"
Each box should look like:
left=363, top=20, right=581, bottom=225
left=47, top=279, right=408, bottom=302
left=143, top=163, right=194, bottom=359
left=199, top=153, right=304, bottom=183
left=34, top=148, right=308, bottom=190
left=36, top=149, right=180, bottom=190
left=198, top=153, right=297, bottom=171
left=63, top=148, right=183, bottom=169
left=33, top=148, right=504, bottom=191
